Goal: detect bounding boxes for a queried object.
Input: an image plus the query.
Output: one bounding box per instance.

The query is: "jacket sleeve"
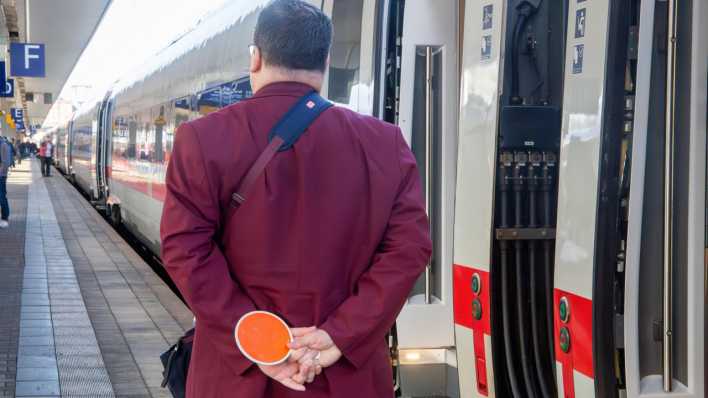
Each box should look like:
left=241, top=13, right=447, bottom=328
left=320, top=128, right=432, bottom=368
left=160, top=123, right=256, bottom=375
left=0, top=143, right=11, bottom=172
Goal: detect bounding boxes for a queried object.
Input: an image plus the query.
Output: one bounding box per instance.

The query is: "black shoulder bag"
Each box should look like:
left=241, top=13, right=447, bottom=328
left=160, top=91, right=333, bottom=398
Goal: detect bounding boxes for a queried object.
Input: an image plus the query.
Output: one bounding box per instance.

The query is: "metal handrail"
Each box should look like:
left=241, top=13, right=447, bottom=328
left=662, top=0, right=678, bottom=392
left=424, top=45, right=433, bottom=305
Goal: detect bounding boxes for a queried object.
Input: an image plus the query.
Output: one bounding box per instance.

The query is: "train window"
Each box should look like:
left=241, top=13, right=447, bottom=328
left=196, top=78, right=253, bottom=115
left=197, top=86, right=221, bottom=116
left=221, top=78, right=253, bottom=107
left=327, top=0, right=363, bottom=106
left=154, top=106, right=166, bottom=163
left=410, top=45, right=443, bottom=301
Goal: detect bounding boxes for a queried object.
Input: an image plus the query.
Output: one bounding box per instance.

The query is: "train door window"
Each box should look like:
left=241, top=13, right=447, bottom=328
left=323, top=0, right=378, bottom=114
left=174, top=97, right=191, bottom=121
left=327, top=0, right=363, bottom=106
left=410, top=45, right=443, bottom=301
left=127, top=119, right=137, bottom=159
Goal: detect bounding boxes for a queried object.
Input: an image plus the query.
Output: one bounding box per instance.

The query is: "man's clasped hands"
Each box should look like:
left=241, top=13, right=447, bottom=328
left=258, top=326, right=342, bottom=391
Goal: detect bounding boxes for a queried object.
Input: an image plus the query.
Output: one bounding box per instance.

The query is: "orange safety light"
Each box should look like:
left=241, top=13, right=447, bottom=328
left=235, top=311, right=292, bottom=365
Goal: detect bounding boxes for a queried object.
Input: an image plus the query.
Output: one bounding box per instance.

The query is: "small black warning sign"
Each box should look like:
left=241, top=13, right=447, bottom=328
left=481, top=35, right=492, bottom=60
left=575, top=8, right=586, bottom=38
left=572, top=44, right=584, bottom=74
left=483, top=5, right=493, bottom=30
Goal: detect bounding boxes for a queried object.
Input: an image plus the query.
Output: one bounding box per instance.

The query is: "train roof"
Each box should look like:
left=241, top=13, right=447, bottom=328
left=109, top=0, right=269, bottom=105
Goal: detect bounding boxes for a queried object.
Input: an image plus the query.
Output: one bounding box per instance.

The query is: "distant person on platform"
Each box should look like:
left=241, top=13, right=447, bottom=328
left=159, top=1, right=432, bottom=397
left=12, top=138, right=20, bottom=165
left=39, top=137, right=53, bottom=177
left=0, top=137, right=12, bottom=228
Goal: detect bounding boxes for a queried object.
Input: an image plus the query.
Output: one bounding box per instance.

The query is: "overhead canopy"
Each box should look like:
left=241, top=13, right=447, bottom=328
left=0, top=0, right=111, bottom=132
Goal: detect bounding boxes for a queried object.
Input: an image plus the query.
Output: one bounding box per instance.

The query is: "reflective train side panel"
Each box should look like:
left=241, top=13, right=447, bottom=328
left=104, top=1, right=269, bottom=253
left=100, top=0, right=364, bottom=254
left=70, top=101, right=101, bottom=199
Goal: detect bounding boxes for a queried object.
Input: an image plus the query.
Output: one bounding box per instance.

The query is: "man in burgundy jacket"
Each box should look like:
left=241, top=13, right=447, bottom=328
left=160, top=1, right=431, bottom=396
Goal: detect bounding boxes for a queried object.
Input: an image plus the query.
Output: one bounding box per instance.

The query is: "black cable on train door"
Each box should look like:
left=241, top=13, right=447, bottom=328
left=513, top=152, right=540, bottom=398
left=528, top=152, right=555, bottom=398
left=499, top=152, right=523, bottom=397
left=510, top=0, right=541, bottom=105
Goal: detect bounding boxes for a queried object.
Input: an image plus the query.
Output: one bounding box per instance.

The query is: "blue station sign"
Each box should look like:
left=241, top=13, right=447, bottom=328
left=10, top=43, right=46, bottom=77
left=11, top=108, right=24, bottom=130
left=0, top=62, right=6, bottom=90
left=0, top=79, right=15, bottom=98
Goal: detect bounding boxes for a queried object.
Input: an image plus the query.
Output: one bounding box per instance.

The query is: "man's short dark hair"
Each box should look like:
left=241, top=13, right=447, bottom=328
left=254, top=0, right=333, bottom=72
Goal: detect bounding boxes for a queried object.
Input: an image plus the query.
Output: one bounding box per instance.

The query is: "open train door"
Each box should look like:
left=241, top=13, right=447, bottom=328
left=622, top=0, right=707, bottom=397
left=551, top=0, right=632, bottom=395
left=393, top=0, right=460, bottom=396
left=319, top=1, right=460, bottom=394
left=450, top=0, right=706, bottom=397
left=543, top=0, right=707, bottom=396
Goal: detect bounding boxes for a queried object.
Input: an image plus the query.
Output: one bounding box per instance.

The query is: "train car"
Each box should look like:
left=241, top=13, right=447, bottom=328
left=62, top=1, right=707, bottom=397
left=65, top=1, right=460, bottom=395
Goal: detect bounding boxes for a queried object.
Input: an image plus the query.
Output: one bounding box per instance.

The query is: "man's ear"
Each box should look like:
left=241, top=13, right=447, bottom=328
left=250, top=47, right=263, bottom=73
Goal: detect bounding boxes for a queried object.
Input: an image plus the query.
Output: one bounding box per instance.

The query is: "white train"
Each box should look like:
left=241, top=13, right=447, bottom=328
left=55, top=1, right=707, bottom=397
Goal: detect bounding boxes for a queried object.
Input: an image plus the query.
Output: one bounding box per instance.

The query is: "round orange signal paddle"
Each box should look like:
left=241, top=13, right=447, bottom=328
left=235, top=311, right=292, bottom=366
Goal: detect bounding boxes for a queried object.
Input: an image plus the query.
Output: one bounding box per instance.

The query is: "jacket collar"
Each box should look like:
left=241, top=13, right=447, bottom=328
left=250, top=81, right=317, bottom=99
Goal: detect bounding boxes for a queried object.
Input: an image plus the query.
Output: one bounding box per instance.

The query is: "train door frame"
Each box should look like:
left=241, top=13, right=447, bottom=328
left=66, top=119, right=74, bottom=177
left=623, top=0, right=707, bottom=396
left=552, top=0, right=637, bottom=396
left=393, top=0, right=459, bottom=351
left=96, top=95, right=114, bottom=202
left=320, top=0, right=380, bottom=116
left=453, top=3, right=509, bottom=396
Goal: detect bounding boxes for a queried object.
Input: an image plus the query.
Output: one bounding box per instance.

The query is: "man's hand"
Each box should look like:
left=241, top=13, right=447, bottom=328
left=259, top=327, right=343, bottom=390
left=290, top=327, right=343, bottom=368
left=258, top=360, right=306, bottom=391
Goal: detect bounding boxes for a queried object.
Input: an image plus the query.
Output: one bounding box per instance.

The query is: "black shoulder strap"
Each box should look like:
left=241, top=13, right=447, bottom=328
left=230, top=90, right=332, bottom=207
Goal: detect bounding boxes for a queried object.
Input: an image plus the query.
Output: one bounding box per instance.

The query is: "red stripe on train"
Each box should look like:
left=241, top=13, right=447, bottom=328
left=453, top=264, right=490, bottom=396
left=554, top=289, right=594, bottom=398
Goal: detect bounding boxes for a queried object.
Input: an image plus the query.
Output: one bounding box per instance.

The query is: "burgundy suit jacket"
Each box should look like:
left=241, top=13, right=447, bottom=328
left=160, top=82, right=432, bottom=397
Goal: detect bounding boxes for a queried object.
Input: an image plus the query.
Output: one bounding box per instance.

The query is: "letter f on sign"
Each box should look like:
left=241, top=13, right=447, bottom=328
left=24, top=45, right=40, bottom=69
left=11, top=43, right=45, bottom=77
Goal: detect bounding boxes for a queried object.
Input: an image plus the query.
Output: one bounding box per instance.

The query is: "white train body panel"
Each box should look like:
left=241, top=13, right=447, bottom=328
left=453, top=0, right=505, bottom=397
